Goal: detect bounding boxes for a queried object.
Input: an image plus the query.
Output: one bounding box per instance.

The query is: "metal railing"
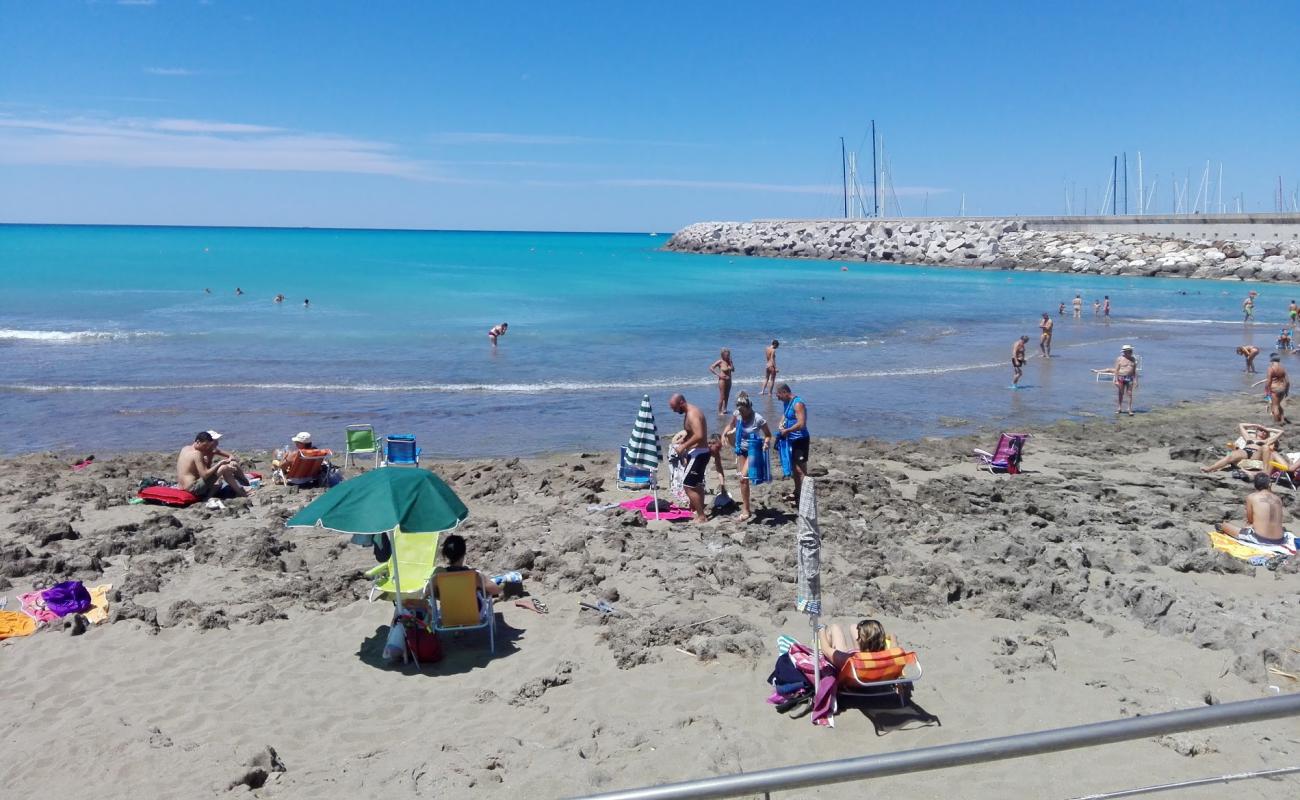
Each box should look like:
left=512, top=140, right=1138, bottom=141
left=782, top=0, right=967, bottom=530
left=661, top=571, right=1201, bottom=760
left=567, top=693, right=1300, bottom=800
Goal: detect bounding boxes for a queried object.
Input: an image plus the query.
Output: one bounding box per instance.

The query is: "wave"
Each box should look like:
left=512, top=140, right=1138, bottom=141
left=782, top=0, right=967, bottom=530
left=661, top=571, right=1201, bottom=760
left=0, top=329, right=164, bottom=342
left=1128, top=318, right=1245, bottom=326
left=0, top=362, right=1006, bottom=395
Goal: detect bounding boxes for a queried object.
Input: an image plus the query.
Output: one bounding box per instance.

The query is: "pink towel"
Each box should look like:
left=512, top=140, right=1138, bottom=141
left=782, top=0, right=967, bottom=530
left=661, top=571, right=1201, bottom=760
left=19, top=592, right=59, bottom=625
left=618, top=495, right=695, bottom=521
left=787, top=642, right=838, bottom=726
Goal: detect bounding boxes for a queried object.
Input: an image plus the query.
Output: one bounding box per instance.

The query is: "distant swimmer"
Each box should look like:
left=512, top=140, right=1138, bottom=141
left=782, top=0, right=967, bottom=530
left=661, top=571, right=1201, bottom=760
left=1237, top=345, right=1261, bottom=373
left=488, top=322, right=508, bottom=347
left=709, top=347, right=735, bottom=414
left=303, top=298, right=310, bottom=308
left=274, top=293, right=285, bottom=304
left=1058, top=302, right=1066, bottom=316
left=1039, top=313, right=1053, bottom=357
left=1073, top=294, right=1083, bottom=318
left=1114, top=344, right=1138, bottom=416
left=761, top=339, right=779, bottom=396
left=1103, top=295, right=1111, bottom=317
left=1011, top=335, right=1029, bottom=387
left=235, top=287, right=244, bottom=296
left=204, top=288, right=212, bottom=294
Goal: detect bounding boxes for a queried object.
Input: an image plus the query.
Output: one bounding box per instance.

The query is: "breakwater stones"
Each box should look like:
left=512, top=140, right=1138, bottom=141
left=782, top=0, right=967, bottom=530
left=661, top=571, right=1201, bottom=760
left=664, top=220, right=1300, bottom=282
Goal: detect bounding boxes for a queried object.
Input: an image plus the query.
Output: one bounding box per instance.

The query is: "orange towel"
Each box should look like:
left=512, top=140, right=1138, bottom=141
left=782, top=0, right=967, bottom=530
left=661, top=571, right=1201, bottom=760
left=0, top=610, right=37, bottom=640
left=84, top=583, right=113, bottom=625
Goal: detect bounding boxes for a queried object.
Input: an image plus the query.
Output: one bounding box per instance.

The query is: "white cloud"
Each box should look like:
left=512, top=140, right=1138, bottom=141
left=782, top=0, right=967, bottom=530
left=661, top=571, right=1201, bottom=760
left=597, top=178, right=951, bottom=197
left=117, top=0, right=157, bottom=5
left=432, top=131, right=696, bottom=148
left=145, top=67, right=196, bottom=76
left=0, top=114, right=433, bottom=180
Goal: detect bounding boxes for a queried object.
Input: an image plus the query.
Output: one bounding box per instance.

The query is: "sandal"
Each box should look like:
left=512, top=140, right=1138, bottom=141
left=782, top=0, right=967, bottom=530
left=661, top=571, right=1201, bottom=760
left=515, top=598, right=548, bottom=614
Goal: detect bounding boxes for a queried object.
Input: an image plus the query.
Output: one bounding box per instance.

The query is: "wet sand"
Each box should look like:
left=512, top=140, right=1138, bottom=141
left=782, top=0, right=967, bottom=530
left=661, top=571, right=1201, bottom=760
left=1, top=396, right=1297, bottom=798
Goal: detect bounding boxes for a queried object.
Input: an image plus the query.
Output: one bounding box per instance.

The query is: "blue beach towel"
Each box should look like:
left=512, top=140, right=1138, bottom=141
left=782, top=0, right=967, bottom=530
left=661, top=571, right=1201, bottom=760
left=776, top=436, right=793, bottom=477
left=747, top=437, right=771, bottom=486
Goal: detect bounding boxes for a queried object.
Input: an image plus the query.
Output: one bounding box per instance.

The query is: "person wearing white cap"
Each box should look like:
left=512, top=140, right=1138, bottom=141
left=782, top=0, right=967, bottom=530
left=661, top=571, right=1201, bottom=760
left=273, top=432, right=315, bottom=471
left=1112, top=345, right=1138, bottom=416
left=176, top=431, right=249, bottom=498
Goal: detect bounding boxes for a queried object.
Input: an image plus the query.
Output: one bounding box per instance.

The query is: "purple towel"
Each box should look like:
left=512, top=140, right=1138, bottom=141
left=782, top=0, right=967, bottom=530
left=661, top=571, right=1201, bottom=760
left=41, top=581, right=92, bottom=617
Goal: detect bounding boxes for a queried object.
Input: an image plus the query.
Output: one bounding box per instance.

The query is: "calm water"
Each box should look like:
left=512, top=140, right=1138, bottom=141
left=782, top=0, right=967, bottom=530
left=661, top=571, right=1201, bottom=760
left=0, top=224, right=1286, bottom=457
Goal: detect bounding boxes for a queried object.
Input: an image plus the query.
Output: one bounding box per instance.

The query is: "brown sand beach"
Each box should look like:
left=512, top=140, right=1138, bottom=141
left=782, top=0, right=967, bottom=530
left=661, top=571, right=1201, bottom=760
left=1, top=396, right=1298, bottom=798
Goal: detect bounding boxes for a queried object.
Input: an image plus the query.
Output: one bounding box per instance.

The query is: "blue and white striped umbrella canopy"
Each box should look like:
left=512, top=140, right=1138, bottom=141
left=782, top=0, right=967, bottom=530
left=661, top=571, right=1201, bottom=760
left=625, top=394, right=662, bottom=471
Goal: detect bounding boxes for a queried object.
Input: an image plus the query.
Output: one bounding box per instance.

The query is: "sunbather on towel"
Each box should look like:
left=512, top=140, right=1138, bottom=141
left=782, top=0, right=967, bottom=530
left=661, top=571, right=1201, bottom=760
left=177, top=430, right=248, bottom=498
left=433, top=534, right=501, bottom=607
left=1217, top=472, right=1291, bottom=549
left=1201, top=423, right=1282, bottom=474
left=818, top=618, right=888, bottom=671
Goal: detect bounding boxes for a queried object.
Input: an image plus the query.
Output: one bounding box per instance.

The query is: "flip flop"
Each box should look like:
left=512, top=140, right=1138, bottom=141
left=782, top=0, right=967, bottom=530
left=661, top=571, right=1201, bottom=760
left=514, top=599, right=547, bottom=615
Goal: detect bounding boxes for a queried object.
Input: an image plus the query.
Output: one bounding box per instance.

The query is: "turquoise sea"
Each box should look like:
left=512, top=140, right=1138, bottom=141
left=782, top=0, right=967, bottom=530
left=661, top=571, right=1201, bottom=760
left=0, top=224, right=1286, bottom=457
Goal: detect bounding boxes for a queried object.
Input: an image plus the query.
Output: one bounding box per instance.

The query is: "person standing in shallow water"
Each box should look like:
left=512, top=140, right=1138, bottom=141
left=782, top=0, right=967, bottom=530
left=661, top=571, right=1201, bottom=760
left=1103, top=295, right=1111, bottom=317
left=761, top=340, right=779, bottom=396
left=1113, top=344, right=1138, bottom=415
left=1039, top=313, right=1053, bottom=357
left=709, top=348, right=734, bottom=414
left=1073, top=294, right=1083, bottom=318
left=1237, top=345, right=1260, bottom=374
left=1011, top=335, right=1029, bottom=387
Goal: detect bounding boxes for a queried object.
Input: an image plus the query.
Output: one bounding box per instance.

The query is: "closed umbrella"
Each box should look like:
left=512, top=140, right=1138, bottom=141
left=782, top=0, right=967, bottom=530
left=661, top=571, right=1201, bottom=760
left=625, top=394, right=663, bottom=518
left=796, top=477, right=823, bottom=707
left=285, top=467, right=469, bottom=618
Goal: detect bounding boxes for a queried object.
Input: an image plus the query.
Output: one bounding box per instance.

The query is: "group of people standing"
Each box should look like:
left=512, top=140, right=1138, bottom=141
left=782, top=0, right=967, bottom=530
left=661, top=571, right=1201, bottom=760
left=668, top=344, right=810, bottom=524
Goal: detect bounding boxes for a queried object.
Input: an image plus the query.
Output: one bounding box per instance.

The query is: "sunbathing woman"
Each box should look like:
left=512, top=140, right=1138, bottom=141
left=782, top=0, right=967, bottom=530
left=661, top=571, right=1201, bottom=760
left=432, top=534, right=501, bottom=604
left=1201, top=423, right=1283, bottom=474
left=818, top=619, right=888, bottom=670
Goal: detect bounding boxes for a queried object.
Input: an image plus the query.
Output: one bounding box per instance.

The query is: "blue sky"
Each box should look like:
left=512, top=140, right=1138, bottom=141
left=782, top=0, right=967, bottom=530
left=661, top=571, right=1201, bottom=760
left=1, top=0, right=1298, bottom=231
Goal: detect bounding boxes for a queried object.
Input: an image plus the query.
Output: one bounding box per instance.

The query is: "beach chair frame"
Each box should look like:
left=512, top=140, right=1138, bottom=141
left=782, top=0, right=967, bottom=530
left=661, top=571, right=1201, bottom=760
left=837, top=653, right=923, bottom=708
left=343, top=424, right=380, bottom=469
left=973, top=433, right=1029, bottom=474
left=432, top=571, right=496, bottom=654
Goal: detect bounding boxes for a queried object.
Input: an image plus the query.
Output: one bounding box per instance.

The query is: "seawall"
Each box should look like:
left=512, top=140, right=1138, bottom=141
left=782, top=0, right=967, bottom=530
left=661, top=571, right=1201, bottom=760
left=664, top=214, right=1300, bottom=282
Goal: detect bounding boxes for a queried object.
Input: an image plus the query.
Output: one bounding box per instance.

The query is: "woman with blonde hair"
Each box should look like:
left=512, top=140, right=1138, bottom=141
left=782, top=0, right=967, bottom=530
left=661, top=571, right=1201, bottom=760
left=819, top=618, right=888, bottom=669
left=723, top=391, right=772, bottom=522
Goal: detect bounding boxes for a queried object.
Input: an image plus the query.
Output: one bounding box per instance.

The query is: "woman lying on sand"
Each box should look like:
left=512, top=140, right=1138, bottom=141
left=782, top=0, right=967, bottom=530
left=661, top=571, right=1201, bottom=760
left=818, top=618, right=888, bottom=669
left=1200, top=423, right=1282, bottom=474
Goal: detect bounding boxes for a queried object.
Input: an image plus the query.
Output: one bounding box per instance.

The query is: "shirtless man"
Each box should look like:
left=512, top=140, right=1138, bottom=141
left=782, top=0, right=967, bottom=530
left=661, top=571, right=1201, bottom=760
left=176, top=431, right=248, bottom=498
left=1011, top=335, right=1029, bottom=387
left=761, top=340, right=779, bottom=395
left=668, top=393, right=710, bottom=523
left=1290, top=300, right=1299, bottom=328
left=1039, top=313, right=1053, bottom=357
left=1217, top=472, right=1289, bottom=548
left=1113, top=344, right=1138, bottom=415
left=1267, top=353, right=1290, bottom=424
left=1072, top=294, right=1083, bottom=318
left=1237, top=345, right=1260, bottom=373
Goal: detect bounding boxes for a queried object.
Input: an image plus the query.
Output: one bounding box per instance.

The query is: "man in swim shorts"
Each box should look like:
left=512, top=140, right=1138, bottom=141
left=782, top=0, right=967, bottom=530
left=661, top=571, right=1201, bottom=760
left=1113, top=344, right=1138, bottom=415
left=1073, top=294, right=1083, bottom=318
left=1217, top=472, right=1292, bottom=550
left=488, top=322, right=508, bottom=347
left=1011, top=335, right=1029, bottom=387
left=775, top=383, right=810, bottom=505
left=176, top=431, right=249, bottom=499
left=669, top=393, right=710, bottom=523
left=761, top=340, right=779, bottom=396
left=1267, top=353, right=1290, bottom=424
left=1039, top=313, right=1053, bottom=357
left=1290, top=300, right=1298, bottom=327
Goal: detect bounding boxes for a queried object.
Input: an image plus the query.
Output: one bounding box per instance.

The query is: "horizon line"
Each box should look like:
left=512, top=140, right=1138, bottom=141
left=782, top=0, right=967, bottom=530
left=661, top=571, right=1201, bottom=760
left=0, top=221, right=671, bottom=236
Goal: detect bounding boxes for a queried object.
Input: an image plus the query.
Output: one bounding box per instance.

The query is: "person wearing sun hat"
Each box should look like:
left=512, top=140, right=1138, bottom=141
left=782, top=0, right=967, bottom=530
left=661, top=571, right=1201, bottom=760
left=1112, top=344, right=1138, bottom=416
left=273, top=432, right=315, bottom=472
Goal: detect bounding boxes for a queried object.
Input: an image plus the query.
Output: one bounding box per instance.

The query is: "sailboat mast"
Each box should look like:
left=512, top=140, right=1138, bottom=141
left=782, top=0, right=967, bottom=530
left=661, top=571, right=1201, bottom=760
left=840, top=137, right=848, bottom=219
left=1137, top=152, right=1144, bottom=215
left=870, top=120, right=879, bottom=218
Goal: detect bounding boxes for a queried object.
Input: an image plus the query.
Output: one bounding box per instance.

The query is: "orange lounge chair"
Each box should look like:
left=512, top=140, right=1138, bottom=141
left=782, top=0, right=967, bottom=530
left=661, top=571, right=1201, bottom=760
left=275, top=448, right=333, bottom=487
left=836, top=647, right=922, bottom=706
left=433, top=571, right=495, bottom=654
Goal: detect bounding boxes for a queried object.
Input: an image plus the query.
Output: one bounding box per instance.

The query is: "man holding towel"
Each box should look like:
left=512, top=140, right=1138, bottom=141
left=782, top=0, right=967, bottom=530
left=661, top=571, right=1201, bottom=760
left=775, top=383, right=810, bottom=505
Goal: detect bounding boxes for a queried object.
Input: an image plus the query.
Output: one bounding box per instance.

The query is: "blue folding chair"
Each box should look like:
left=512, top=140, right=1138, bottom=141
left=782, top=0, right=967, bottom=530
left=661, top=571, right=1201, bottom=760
left=616, top=445, right=654, bottom=489
left=382, top=434, right=422, bottom=467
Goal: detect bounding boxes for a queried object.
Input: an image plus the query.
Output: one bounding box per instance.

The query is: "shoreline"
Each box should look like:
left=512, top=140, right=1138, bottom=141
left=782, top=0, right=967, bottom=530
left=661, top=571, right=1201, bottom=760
left=2, top=394, right=1296, bottom=797
left=665, top=218, right=1300, bottom=282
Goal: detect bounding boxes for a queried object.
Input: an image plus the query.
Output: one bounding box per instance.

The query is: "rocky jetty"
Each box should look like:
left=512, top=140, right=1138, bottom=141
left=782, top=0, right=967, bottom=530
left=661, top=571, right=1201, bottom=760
left=665, top=219, right=1300, bottom=282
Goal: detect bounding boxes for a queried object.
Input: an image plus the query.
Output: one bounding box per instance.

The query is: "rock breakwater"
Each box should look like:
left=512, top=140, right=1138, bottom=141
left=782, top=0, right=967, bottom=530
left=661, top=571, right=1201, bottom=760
left=665, top=219, right=1300, bottom=282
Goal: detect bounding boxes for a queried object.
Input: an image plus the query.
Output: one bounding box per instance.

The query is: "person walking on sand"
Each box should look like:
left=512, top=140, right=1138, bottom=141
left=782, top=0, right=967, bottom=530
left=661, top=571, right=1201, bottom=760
left=709, top=348, right=735, bottom=414
left=1267, top=353, right=1290, bottom=424
left=723, top=393, right=773, bottom=523
left=1217, top=472, right=1293, bottom=550
left=1073, top=294, right=1083, bottom=318
left=775, top=383, right=810, bottom=505
left=1039, top=313, right=1054, bottom=357
left=761, top=340, right=780, bottom=395
left=1011, top=335, right=1029, bottom=387
left=668, top=393, right=710, bottom=524
left=1237, top=345, right=1261, bottom=373
left=1113, top=344, right=1138, bottom=415
left=488, top=322, right=508, bottom=348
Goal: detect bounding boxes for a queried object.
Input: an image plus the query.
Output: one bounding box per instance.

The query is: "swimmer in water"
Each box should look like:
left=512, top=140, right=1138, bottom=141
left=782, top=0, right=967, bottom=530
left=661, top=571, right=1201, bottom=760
left=488, top=322, right=508, bottom=347
left=235, top=287, right=244, bottom=296
left=303, top=298, right=310, bottom=308
left=274, top=293, right=284, bottom=304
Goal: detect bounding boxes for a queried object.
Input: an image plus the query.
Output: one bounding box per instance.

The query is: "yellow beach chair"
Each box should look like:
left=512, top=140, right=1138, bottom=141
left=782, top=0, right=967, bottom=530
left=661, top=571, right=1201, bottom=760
left=433, top=571, right=496, bottom=654
left=365, top=530, right=440, bottom=602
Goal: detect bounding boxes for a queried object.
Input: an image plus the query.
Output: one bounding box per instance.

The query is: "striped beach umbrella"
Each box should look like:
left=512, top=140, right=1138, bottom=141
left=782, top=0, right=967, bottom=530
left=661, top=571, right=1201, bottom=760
left=625, top=394, right=662, bottom=471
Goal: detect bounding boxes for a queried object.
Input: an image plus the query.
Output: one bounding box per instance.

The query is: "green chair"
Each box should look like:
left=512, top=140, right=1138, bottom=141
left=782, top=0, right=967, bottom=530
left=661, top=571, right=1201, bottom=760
left=344, top=424, right=380, bottom=469
left=365, top=530, right=440, bottom=602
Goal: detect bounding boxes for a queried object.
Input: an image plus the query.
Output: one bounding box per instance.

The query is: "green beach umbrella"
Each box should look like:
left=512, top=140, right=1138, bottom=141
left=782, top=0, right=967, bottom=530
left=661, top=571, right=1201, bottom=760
left=285, top=467, right=469, bottom=620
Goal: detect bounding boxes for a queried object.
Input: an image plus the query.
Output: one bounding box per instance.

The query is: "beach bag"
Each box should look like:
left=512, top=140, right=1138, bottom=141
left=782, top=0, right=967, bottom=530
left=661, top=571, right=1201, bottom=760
left=138, top=486, right=200, bottom=507
left=323, top=463, right=343, bottom=487
left=406, top=624, right=443, bottom=663
left=41, top=581, right=92, bottom=617
left=382, top=623, right=408, bottom=662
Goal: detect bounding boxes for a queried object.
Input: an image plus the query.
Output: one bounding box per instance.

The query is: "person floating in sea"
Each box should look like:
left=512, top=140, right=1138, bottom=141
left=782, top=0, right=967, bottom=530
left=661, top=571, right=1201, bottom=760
left=1011, top=335, right=1029, bottom=387
left=1216, top=472, right=1293, bottom=551
left=235, top=287, right=244, bottom=296
left=1073, top=294, right=1083, bottom=318
left=1237, top=345, right=1261, bottom=373
left=775, top=383, right=810, bottom=505
left=1103, top=295, right=1111, bottom=318
left=303, top=298, right=310, bottom=308
left=668, top=393, right=710, bottom=524
left=1039, top=313, right=1053, bottom=357
left=709, top=348, right=734, bottom=415
left=204, top=288, right=212, bottom=294
left=488, top=322, right=508, bottom=347
left=761, top=339, right=779, bottom=396
left=1266, top=353, right=1290, bottom=424
left=1113, top=344, right=1138, bottom=415
left=274, top=293, right=285, bottom=304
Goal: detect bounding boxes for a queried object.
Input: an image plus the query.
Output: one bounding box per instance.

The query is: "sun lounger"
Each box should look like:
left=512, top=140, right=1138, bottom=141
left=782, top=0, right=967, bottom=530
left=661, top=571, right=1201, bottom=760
left=836, top=647, right=922, bottom=707
left=974, top=432, right=1029, bottom=474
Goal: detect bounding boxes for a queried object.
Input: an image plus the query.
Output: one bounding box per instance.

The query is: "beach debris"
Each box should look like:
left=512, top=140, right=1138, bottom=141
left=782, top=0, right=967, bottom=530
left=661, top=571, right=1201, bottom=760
left=229, top=745, right=286, bottom=791
left=580, top=600, right=623, bottom=617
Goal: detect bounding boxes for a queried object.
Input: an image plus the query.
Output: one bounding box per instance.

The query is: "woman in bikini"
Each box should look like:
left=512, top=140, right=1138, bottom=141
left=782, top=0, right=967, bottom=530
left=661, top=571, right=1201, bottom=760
left=1200, top=423, right=1283, bottom=474
left=709, top=348, right=735, bottom=415
left=819, top=618, right=889, bottom=669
